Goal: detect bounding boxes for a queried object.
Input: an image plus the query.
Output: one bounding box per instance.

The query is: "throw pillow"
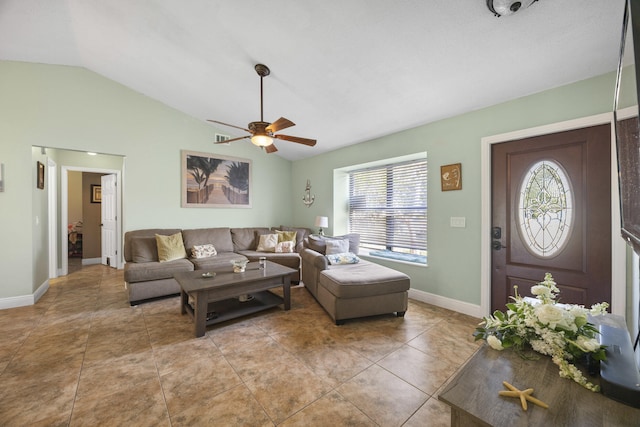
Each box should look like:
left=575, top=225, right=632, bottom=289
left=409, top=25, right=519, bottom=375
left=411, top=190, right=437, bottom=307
left=191, top=244, right=217, bottom=259
left=275, top=229, right=297, bottom=243
left=325, top=238, right=350, bottom=255
left=256, top=233, right=278, bottom=252
left=275, top=241, right=294, bottom=253
left=326, top=252, right=360, bottom=265
left=327, top=234, right=361, bottom=255
left=155, top=232, right=187, bottom=262
left=307, top=234, right=327, bottom=254
left=131, top=236, right=159, bottom=263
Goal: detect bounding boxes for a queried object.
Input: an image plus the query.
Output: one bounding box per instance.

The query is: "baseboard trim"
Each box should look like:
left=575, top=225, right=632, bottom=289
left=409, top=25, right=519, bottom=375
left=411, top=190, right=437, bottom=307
left=34, top=279, right=49, bottom=303
left=0, top=279, right=49, bottom=310
left=409, top=288, right=483, bottom=319
left=82, top=258, right=101, bottom=265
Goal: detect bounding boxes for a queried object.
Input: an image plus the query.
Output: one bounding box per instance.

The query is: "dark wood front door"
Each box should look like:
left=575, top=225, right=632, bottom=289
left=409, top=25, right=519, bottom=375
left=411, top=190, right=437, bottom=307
left=491, top=124, right=612, bottom=312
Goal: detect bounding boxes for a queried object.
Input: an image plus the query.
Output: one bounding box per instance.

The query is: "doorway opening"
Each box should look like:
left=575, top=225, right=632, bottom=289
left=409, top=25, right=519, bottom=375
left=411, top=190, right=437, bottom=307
left=61, top=166, right=122, bottom=276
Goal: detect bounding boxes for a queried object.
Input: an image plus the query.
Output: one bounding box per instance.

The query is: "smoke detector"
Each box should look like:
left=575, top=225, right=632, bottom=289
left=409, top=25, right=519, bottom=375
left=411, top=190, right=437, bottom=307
left=487, top=0, right=538, bottom=17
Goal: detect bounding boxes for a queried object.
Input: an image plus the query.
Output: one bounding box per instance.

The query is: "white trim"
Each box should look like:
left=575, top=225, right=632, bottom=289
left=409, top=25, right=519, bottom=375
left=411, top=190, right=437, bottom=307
left=61, top=166, right=123, bottom=276
left=47, top=158, right=57, bottom=279
left=82, top=257, right=101, bottom=265
left=34, top=279, right=49, bottom=303
left=0, top=280, right=49, bottom=310
left=409, top=288, right=483, bottom=318
left=481, top=112, right=627, bottom=317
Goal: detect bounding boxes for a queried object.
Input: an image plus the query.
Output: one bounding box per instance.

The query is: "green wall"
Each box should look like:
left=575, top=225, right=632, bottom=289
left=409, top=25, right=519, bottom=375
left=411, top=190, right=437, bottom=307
left=0, top=61, right=293, bottom=301
left=291, top=72, right=621, bottom=307
left=0, top=59, right=632, bottom=311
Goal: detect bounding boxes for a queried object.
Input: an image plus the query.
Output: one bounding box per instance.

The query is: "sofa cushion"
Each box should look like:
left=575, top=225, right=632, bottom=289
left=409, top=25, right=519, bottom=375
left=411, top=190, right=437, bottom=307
left=182, top=228, right=234, bottom=253
left=124, top=258, right=194, bottom=283
left=131, top=236, right=159, bottom=263
left=236, top=250, right=301, bottom=270
left=231, top=227, right=271, bottom=251
left=124, top=229, right=182, bottom=262
left=319, top=260, right=410, bottom=299
left=307, top=234, right=360, bottom=255
left=155, top=232, right=187, bottom=262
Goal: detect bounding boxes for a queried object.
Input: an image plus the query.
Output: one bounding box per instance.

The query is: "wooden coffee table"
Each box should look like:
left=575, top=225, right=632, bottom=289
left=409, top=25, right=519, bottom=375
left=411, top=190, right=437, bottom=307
left=175, top=261, right=296, bottom=337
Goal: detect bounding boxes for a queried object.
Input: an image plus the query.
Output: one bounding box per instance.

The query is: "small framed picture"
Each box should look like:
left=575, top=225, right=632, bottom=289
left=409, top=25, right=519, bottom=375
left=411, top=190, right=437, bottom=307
left=91, top=184, right=102, bottom=203
left=37, top=161, right=45, bottom=189
left=441, top=163, right=462, bottom=191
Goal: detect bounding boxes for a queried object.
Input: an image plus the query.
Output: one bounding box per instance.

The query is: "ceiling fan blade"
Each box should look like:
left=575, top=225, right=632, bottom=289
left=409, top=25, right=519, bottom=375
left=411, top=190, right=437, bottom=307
left=215, top=135, right=250, bottom=144
left=265, top=143, right=278, bottom=154
left=207, top=120, right=251, bottom=133
left=266, top=117, right=295, bottom=133
left=275, top=134, right=317, bottom=147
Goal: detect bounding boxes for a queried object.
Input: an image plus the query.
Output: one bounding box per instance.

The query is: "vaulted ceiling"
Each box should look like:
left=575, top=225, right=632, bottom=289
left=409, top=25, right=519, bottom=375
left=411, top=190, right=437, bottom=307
left=0, top=1, right=627, bottom=160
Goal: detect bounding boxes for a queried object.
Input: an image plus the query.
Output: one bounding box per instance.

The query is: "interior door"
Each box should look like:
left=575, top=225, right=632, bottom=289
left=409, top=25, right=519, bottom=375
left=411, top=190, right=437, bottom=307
left=491, top=124, right=612, bottom=312
left=101, top=174, right=117, bottom=268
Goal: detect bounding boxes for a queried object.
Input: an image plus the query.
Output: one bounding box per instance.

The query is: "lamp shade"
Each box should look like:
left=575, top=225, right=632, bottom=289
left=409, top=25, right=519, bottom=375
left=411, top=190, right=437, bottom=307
left=314, top=216, right=328, bottom=228
left=251, top=134, right=274, bottom=147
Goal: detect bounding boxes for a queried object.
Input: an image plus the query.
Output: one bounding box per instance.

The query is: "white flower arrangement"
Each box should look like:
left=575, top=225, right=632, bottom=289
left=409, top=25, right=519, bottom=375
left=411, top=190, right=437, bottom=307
left=474, top=273, right=609, bottom=392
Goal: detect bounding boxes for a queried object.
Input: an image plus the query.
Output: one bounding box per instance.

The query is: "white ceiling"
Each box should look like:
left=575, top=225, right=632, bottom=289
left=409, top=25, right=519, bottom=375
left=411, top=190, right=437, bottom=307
left=0, top=0, right=628, bottom=160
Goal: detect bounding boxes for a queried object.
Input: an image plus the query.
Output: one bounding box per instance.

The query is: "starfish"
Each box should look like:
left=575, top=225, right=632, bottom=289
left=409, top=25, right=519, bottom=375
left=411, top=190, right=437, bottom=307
left=498, top=381, right=549, bottom=411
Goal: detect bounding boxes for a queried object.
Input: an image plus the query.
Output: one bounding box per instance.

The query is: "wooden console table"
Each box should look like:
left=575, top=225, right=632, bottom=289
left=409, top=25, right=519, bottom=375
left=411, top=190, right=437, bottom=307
left=439, top=343, right=640, bottom=426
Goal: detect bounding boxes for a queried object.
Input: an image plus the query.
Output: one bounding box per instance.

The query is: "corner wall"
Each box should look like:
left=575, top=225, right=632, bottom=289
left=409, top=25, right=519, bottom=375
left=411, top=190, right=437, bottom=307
left=0, top=61, right=294, bottom=303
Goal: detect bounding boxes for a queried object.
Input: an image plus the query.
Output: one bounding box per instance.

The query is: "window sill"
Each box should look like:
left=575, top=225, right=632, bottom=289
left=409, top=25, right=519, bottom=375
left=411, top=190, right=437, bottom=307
left=359, top=249, right=428, bottom=267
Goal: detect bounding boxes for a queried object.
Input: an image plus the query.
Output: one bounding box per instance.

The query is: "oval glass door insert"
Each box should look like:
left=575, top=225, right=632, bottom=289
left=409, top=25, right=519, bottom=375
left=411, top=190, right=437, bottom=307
left=518, top=160, right=573, bottom=257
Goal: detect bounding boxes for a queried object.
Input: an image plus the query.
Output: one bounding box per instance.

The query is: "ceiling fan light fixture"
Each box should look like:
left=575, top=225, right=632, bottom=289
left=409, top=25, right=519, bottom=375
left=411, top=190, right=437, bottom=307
left=486, top=0, right=537, bottom=17
left=251, top=134, right=274, bottom=147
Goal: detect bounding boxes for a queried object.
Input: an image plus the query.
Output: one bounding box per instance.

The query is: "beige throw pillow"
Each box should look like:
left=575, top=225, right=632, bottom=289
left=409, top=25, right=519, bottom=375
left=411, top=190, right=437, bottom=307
left=325, top=238, right=350, bottom=255
left=256, top=234, right=278, bottom=252
left=155, top=232, right=187, bottom=262
left=275, top=241, right=294, bottom=253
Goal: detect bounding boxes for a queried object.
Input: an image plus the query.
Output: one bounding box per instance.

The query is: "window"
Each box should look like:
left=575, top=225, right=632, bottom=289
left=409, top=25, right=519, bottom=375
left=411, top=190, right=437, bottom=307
left=348, top=158, right=427, bottom=264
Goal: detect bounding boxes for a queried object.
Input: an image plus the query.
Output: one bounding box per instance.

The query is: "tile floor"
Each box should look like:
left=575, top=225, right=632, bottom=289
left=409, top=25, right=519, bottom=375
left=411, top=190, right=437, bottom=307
left=0, top=264, right=482, bottom=426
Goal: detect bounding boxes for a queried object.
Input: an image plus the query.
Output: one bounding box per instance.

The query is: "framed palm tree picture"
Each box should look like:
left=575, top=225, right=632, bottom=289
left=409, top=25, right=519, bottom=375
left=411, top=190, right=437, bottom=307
left=181, top=150, right=252, bottom=208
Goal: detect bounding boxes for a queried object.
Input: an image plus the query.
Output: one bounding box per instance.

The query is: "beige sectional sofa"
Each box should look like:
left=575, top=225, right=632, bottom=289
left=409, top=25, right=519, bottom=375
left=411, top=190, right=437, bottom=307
left=300, top=234, right=410, bottom=324
left=124, top=226, right=310, bottom=305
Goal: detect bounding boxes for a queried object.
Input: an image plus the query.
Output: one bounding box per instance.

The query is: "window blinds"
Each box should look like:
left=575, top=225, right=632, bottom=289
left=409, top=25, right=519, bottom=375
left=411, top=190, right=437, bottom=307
left=348, top=159, right=427, bottom=251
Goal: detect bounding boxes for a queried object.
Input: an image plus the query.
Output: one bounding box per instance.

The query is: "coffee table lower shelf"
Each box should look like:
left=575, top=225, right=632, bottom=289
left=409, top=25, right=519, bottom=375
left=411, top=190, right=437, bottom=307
left=183, top=290, right=283, bottom=326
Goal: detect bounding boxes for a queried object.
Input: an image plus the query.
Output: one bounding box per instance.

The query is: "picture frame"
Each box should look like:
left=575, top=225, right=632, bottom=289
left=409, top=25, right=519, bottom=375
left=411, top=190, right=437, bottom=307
left=37, top=161, right=45, bottom=189
left=181, top=150, right=252, bottom=208
left=91, top=184, right=102, bottom=203
left=441, top=163, right=462, bottom=191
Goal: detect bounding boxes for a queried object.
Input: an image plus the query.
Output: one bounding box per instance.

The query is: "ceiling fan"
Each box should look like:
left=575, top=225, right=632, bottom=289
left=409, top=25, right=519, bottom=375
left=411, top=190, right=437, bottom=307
left=208, top=64, right=317, bottom=154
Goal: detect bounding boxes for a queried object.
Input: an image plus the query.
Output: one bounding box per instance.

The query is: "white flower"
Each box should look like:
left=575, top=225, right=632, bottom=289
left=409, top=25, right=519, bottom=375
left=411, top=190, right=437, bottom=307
left=487, top=335, right=504, bottom=351
left=590, top=302, right=609, bottom=316
left=474, top=273, right=606, bottom=392
left=535, top=304, right=563, bottom=328
left=531, top=285, right=551, bottom=297
left=575, top=336, right=600, bottom=352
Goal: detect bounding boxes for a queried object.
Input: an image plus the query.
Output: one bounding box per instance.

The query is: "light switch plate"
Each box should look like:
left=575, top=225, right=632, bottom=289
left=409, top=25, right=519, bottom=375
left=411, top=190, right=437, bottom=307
left=450, top=217, right=466, bottom=228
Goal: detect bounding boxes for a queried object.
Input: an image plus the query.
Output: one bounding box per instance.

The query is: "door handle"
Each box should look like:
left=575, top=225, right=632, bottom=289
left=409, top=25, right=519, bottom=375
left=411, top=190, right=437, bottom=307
left=492, top=240, right=506, bottom=250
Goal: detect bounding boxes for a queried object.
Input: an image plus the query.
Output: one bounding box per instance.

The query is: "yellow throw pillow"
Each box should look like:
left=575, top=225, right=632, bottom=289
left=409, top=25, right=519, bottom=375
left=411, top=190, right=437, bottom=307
left=155, top=232, right=187, bottom=262
left=275, top=230, right=297, bottom=243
